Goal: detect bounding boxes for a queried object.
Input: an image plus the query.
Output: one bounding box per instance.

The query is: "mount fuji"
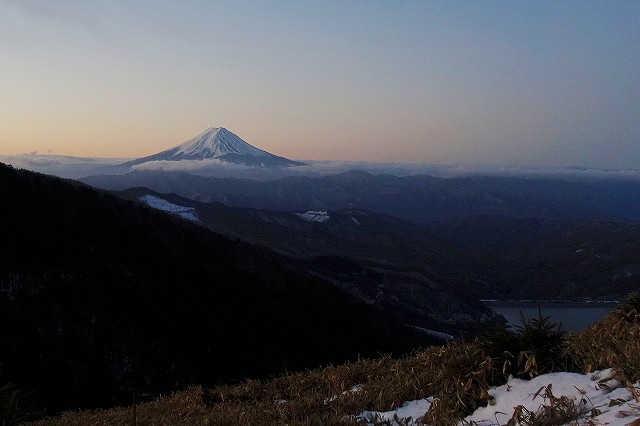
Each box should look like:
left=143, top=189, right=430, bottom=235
left=124, top=127, right=304, bottom=168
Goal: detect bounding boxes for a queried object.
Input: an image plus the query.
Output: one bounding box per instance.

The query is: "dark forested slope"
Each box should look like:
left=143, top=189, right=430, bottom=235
left=0, top=163, right=430, bottom=413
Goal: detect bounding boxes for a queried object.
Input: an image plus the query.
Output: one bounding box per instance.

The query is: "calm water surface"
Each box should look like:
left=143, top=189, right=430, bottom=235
left=485, top=302, right=617, bottom=332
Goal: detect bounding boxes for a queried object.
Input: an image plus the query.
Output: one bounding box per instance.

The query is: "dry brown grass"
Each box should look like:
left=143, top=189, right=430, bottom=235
left=29, top=295, right=640, bottom=426
left=29, top=343, right=492, bottom=425
left=567, top=293, right=640, bottom=382
left=501, top=384, right=587, bottom=426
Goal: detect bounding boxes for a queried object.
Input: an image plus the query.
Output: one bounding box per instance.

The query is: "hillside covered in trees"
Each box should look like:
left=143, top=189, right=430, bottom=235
left=0, top=163, right=435, bottom=414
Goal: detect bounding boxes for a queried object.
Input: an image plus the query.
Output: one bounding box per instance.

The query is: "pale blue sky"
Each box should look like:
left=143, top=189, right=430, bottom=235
left=1, top=0, right=638, bottom=167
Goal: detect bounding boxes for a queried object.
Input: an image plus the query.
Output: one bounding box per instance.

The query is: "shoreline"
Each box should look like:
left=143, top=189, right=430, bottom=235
left=481, top=299, right=619, bottom=307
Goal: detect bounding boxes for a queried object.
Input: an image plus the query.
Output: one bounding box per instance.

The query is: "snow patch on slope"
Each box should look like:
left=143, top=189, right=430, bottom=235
left=295, top=211, right=330, bottom=222
left=359, top=399, right=433, bottom=425
left=139, top=194, right=199, bottom=222
left=409, top=325, right=454, bottom=341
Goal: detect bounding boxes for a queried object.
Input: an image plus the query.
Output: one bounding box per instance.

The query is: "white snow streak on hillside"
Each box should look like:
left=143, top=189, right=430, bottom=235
left=296, top=211, right=330, bottom=222
left=139, top=195, right=199, bottom=222
left=358, top=369, right=640, bottom=425
left=409, top=325, right=454, bottom=341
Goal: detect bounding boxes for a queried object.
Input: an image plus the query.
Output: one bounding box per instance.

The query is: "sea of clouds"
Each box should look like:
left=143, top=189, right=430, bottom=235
left=3, top=153, right=640, bottom=182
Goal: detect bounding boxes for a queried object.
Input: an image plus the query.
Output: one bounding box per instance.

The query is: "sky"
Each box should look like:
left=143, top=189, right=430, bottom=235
left=1, top=0, right=638, bottom=168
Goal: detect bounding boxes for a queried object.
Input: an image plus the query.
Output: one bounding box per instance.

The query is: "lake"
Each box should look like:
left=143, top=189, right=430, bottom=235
left=484, top=302, right=618, bottom=333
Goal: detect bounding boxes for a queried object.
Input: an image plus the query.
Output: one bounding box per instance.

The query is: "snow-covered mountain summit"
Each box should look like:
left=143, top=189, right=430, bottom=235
left=167, top=127, right=270, bottom=160
left=125, top=127, right=303, bottom=168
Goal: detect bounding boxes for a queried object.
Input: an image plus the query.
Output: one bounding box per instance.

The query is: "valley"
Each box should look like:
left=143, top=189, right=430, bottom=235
left=115, top=185, right=640, bottom=302
left=3, top=128, right=640, bottom=420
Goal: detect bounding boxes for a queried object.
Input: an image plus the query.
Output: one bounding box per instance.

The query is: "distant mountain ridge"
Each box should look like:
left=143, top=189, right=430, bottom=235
left=123, top=127, right=304, bottom=168
left=82, top=169, right=640, bottom=224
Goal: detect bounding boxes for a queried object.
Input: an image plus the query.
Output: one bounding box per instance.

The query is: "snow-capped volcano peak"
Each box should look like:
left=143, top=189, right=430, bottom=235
left=125, top=127, right=304, bottom=168
left=174, top=127, right=270, bottom=159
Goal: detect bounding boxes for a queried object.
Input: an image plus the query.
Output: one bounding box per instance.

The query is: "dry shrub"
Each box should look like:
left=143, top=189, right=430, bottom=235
left=504, top=384, right=587, bottom=426
left=0, top=383, right=21, bottom=425
left=0, top=382, right=42, bottom=425
left=567, top=293, right=640, bottom=382
left=420, top=344, right=493, bottom=425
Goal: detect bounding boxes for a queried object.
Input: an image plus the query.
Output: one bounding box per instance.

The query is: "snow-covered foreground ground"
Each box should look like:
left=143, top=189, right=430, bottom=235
left=358, top=369, right=640, bottom=425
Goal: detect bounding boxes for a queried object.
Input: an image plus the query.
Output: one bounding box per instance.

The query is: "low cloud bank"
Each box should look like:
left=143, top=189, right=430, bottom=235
left=130, top=158, right=460, bottom=180
left=3, top=153, right=640, bottom=182
left=293, top=161, right=640, bottom=182
left=132, top=158, right=255, bottom=173
left=130, top=158, right=640, bottom=182
left=0, top=154, right=128, bottom=179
